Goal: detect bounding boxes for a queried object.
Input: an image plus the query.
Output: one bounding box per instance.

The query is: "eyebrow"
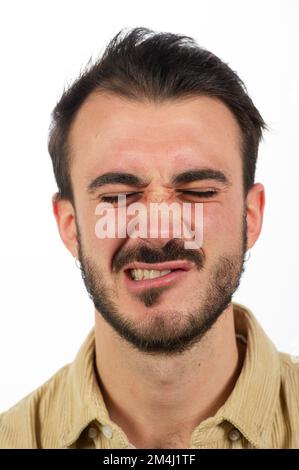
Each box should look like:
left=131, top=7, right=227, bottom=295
left=87, top=172, right=149, bottom=194
left=172, top=168, right=231, bottom=187
left=86, top=167, right=231, bottom=194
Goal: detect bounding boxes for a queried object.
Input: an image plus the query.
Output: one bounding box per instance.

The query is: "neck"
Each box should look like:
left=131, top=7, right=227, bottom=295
left=94, top=303, right=245, bottom=448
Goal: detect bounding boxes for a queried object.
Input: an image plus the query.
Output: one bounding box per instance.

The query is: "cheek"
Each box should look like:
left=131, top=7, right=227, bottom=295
left=91, top=235, right=121, bottom=270
left=202, top=203, right=243, bottom=249
left=77, top=205, right=121, bottom=267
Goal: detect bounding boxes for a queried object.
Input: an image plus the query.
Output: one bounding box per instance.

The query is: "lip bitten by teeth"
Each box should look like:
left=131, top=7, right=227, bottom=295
left=130, top=269, right=171, bottom=281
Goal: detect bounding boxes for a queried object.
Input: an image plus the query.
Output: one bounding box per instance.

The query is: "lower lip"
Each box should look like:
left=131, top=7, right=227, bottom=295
left=124, top=269, right=190, bottom=293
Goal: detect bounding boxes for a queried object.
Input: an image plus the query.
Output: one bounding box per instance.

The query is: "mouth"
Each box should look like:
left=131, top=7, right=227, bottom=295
left=123, top=260, right=195, bottom=292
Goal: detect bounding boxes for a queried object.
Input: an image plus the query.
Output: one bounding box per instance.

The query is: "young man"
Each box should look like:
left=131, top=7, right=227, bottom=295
left=1, top=27, right=298, bottom=449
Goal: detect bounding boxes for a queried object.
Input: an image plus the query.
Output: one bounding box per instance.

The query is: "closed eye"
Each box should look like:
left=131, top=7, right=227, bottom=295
left=100, top=192, right=141, bottom=203
left=180, top=190, right=218, bottom=198
left=99, top=190, right=218, bottom=203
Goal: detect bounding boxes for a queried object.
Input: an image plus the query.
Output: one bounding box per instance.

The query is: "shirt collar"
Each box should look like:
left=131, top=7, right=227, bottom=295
left=213, top=302, right=281, bottom=448
left=59, top=302, right=281, bottom=449
left=60, top=327, right=111, bottom=448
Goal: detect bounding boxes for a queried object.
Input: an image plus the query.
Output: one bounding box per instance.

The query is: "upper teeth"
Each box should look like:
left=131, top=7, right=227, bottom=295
left=130, top=269, right=171, bottom=281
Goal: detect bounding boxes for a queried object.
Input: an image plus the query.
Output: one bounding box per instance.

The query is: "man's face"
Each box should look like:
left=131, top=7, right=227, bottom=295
left=67, top=93, right=249, bottom=355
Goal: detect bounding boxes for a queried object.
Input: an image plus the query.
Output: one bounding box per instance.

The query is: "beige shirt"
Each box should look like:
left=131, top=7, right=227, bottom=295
left=0, top=302, right=298, bottom=449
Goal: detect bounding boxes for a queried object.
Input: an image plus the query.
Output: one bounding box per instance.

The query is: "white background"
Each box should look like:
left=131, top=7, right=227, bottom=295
left=0, top=0, right=298, bottom=412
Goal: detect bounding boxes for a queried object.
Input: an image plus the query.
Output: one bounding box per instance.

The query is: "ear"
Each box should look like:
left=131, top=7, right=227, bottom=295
left=52, top=192, right=78, bottom=258
left=245, top=183, right=265, bottom=250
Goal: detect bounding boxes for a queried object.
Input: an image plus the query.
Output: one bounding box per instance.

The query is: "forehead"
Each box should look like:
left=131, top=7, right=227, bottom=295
left=68, top=92, right=242, bottom=182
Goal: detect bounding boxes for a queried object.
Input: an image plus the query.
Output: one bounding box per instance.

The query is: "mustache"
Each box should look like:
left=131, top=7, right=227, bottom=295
left=112, top=238, right=205, bottom=273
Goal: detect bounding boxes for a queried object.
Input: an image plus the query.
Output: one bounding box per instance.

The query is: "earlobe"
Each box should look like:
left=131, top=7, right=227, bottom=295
left=52, top=193, right=78, bottom=258
left=245, top=183, right=265, bottom=250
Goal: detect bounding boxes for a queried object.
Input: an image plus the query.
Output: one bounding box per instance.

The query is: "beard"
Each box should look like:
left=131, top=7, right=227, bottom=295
left=75, top=211, right=248, bottom=356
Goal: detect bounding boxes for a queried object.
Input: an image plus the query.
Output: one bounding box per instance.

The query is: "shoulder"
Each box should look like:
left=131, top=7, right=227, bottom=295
left=271, top=350, right=299, bottom=447
left=0, top=363, right=70, bottom=449
left=278, top=350, right=299, bottom=395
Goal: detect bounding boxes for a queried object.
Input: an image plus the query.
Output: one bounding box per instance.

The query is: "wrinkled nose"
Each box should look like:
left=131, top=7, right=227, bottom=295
left=129, top=188, right=184, bottom=247
left=145, top=188, right=174, bottom=204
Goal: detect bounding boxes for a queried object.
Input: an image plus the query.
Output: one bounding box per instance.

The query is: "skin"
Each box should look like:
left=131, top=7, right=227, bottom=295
left=52, top=92, right=265, bottom=448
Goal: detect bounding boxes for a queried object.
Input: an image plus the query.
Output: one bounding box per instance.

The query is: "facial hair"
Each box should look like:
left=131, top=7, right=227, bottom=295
left=76, top=212, right=248, bottom=356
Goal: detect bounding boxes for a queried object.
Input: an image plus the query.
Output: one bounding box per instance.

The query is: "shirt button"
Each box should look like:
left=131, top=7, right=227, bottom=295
left=228, top=428, right=241, bottom=442
left=88, top=426, right=98, bottom=439
left=101, top=424, right=113, bottom=439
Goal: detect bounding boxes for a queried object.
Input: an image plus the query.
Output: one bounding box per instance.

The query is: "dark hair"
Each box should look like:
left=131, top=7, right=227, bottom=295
left=48, top=27, right=267, bottom=203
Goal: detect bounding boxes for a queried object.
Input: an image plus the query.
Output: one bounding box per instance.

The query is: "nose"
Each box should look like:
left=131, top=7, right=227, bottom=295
left=145, top=188, right=173, bottom=204
left=128, top=187, right=185, bottom=247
